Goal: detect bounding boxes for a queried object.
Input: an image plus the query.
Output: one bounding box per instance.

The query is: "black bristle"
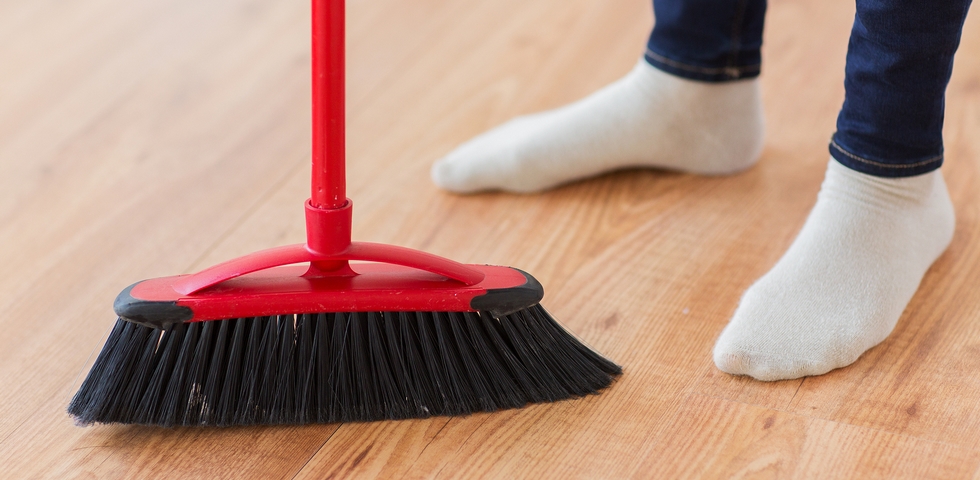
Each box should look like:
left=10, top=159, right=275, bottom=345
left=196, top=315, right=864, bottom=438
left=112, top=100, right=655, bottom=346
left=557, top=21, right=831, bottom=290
left=157, top=321, right=199, bottom=427
left=183, top=321, right=217, bottom=425
left=68, top=305, right=621, bottom=427
left=398, top=312, right=441, bottom=415
left=100, top=321, right=152, bottom=421
left=423, top=312, right=472, bottom=415
left=215, top=318, right=246, bottom=426
left=112, top=326, right=162, bottom=421
left=294, top=314, right=316, bottom=423
left=409, top=312, right=447, bottom=414
left=519, top=308, right=596, bottom=396
left=445, top=312, right=497, bottom=412
left=256, top=317, right=281, bottom=423
left=382, top=312, right=425, bottom=418
left=270, top=315, right=296, bottom=423
left=474, top=311, right=545, bottom=403
left=133, top=322, right=185, bottom=424
left=199, top=319, right=232, bottom=425
left=238, top=317, right=271, bottom=424
left=496, top=312, right=568, bottom=401
left=68, top=319, right=128, bottom=422
left=524, top=307, right=614, bottom=395
left=325, top=312, right=352, bottom=422
left=312, top=313, right=332, bottom=423
left=463, top=312, right=525, bottom=409
left=536, top=306, right=621, bottom=376
left=366, top=312, right=404, bottom=419
left=350, top=313, right=377, bottom=419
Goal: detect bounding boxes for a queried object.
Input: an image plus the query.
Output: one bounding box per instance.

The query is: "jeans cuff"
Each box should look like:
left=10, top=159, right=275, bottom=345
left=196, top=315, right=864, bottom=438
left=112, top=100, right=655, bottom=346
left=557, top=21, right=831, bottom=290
left=829, top=138, right=944, bottom=178
left=644, top=49, right=761, bottom=83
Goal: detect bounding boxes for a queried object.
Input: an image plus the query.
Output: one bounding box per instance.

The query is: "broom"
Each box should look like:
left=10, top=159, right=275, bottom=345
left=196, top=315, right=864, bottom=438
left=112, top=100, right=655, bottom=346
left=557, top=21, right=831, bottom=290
left=67, top=0, right=621, bottom=427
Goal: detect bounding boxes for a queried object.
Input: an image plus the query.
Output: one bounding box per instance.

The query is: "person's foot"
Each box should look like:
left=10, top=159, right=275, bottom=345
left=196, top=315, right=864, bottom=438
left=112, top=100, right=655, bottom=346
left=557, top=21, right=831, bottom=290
left=713, top=159, right=956, bottom=381
left=430, top=60, right=765, bottom=193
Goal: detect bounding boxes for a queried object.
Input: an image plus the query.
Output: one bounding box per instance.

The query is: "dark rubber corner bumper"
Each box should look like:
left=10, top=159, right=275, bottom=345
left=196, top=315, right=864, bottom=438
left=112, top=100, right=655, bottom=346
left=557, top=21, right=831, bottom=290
left=470, top=269, right=544, bottom=317
left=114, top=282, right=193, bottom=329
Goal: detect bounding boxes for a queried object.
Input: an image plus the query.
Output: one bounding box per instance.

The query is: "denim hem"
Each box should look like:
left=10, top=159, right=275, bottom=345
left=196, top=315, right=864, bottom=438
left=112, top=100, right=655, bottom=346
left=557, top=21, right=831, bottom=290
left=644, top=49, right=760, bottom=83
left=829, top=139, right=943, bottom=178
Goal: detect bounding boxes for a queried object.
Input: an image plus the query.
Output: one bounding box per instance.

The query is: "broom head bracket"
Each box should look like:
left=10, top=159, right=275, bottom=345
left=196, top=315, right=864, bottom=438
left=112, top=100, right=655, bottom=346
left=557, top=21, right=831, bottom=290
left=169, top=198, right=487, bottom=296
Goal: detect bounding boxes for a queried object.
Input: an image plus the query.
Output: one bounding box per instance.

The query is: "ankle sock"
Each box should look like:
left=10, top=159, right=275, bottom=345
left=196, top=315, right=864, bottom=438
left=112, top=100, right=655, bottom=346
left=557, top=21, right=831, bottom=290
left=431, top=60, right=764, bottom=193
left=713, top=159, right=956, bottom=380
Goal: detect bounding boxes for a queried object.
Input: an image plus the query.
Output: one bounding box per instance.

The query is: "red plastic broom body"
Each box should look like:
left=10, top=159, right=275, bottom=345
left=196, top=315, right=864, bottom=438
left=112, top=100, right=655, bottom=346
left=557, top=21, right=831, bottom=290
left=115, top=0, right=536, bottom=326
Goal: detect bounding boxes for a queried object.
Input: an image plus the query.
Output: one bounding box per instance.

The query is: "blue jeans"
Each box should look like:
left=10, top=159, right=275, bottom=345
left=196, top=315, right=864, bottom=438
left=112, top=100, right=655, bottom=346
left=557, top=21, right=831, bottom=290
left=645, top=0, right=973, bottom=178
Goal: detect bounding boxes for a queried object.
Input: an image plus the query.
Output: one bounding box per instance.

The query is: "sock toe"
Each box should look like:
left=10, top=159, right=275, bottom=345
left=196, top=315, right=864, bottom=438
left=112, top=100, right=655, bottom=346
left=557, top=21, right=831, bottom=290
left=430, top=158, right=464, bottom=192
left=711, top=334, right=784, bottom=380
left=430, top=151, right=498, bottom=193
left=713, top=343, right=835, bottom=381
left=712, top=345, right=752, bottom=376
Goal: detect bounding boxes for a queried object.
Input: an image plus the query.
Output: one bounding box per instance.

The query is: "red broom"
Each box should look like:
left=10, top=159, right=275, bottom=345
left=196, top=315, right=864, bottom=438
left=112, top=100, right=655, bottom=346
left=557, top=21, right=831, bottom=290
left=67, top=0, right=620, bottom=427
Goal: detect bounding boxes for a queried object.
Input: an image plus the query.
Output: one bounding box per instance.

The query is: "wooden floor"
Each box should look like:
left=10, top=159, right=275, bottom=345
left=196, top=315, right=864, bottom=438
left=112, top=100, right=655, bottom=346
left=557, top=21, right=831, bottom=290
left=2, top=0, right=980, bottom=478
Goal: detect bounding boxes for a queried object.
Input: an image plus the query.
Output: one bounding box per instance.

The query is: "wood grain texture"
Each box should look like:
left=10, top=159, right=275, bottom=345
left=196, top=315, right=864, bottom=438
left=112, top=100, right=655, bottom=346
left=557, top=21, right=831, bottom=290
left=1, top=0, right=979, bottom=478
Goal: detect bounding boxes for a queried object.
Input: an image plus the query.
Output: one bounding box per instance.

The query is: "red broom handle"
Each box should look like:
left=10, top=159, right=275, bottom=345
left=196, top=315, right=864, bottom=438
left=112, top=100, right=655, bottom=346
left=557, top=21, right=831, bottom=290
left=310, top=0, right=345, bottom=209
left=298, top=0, right=482, bottom=285
left=171, top=0, right=486, bottom=285
left=305, top=0, right=352, bottom=263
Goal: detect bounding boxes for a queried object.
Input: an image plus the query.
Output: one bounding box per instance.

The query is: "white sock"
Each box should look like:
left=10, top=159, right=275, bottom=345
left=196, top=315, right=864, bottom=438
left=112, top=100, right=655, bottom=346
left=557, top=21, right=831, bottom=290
left=713, top=159, right=956, bottom=381
left=430, top=60, right=765, bottom=193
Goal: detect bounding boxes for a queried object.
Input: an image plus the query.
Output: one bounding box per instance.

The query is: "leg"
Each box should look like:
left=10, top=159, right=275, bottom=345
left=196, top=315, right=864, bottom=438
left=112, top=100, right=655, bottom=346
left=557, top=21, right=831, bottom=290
left=431, top=0, right=768, bottom=194
left=714, top=0, right=970, bottom=380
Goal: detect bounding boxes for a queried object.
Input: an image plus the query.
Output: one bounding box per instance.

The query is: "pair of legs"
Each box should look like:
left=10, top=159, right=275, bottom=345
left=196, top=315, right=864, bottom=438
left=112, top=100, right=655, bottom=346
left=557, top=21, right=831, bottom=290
left=431, top=0, right=970, bottom=380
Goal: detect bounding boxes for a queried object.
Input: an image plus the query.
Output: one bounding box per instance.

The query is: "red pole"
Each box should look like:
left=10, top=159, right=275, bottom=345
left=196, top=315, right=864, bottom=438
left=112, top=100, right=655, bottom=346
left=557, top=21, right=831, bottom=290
left=310, top=0, right=345, bottom=209
left=305, top=0, right=352, bottom=266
